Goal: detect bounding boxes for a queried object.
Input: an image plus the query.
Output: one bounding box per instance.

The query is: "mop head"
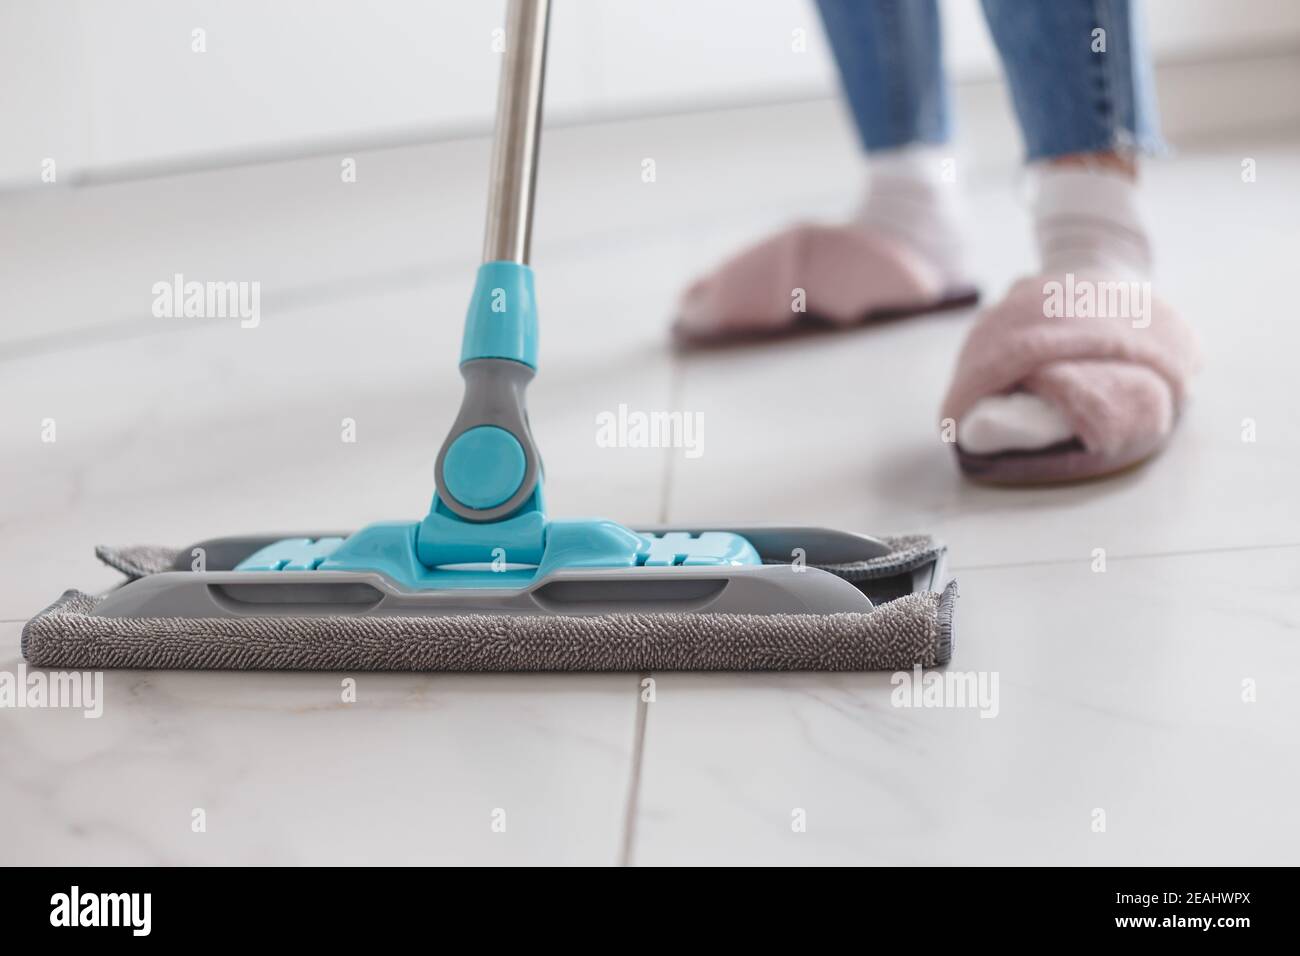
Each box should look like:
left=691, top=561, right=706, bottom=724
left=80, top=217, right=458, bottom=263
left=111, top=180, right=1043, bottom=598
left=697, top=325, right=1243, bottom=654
left=22, top=534, right=956, bottom=672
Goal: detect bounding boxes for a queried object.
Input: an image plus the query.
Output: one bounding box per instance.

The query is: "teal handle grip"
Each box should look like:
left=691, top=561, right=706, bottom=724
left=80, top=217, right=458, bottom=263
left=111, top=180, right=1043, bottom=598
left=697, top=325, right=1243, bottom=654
left=460, top=261, right=538, bottom=368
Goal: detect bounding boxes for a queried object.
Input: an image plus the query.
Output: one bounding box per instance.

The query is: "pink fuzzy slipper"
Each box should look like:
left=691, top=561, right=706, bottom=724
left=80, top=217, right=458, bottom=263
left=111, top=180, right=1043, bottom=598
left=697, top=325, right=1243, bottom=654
left=941, top=274, right=1201, bottom=484
left=674, top=223, right=978, bottom=344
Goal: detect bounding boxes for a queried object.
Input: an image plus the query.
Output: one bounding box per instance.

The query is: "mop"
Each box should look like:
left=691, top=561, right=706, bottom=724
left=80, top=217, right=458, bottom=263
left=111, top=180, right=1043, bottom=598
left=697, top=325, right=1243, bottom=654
left=23, top=0, right=956, bottom=672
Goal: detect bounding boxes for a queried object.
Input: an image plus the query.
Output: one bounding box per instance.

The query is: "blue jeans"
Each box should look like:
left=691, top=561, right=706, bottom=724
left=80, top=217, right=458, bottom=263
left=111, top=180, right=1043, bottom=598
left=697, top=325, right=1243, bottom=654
left=814, top=0, right=1163, bottom=160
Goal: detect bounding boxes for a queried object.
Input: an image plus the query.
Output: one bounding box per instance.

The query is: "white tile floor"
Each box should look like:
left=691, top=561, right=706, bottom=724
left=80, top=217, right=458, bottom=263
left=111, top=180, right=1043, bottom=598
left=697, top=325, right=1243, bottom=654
left=2, top=101, right=1297, bottom=865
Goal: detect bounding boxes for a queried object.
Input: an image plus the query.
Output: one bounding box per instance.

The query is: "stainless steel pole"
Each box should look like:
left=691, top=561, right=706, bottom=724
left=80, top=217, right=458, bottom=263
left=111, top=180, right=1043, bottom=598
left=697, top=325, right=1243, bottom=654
left=481, top=0, right=551, bottom=265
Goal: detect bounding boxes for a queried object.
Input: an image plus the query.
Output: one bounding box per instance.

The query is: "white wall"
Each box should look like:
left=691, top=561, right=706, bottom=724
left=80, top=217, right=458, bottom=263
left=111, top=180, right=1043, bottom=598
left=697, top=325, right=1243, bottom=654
left=4, top=0, right=1300, bottom=187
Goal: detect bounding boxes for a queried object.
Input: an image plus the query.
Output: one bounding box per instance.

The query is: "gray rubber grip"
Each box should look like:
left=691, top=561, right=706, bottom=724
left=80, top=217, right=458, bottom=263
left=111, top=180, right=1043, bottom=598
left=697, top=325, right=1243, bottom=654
left=434, top=358, right=541, bottom=521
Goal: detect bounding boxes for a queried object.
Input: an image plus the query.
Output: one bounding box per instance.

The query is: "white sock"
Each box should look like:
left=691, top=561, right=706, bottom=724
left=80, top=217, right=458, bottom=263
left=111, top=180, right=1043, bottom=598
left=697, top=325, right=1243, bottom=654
left=1033, top=166, right=1152, bottom=279
left=958, top=165, right=1152, bottom=455
left=855, top=145, right=970, bottom=291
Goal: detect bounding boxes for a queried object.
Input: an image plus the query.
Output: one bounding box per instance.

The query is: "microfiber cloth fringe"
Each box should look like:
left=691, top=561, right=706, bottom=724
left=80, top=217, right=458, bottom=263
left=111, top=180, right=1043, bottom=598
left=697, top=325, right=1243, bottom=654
left=22, top=536, right=957, bottom=672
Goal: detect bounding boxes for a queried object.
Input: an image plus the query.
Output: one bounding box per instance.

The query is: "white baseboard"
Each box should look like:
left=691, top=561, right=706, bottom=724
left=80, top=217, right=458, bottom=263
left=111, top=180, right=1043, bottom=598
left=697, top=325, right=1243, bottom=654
left=4, top=47, right=1298, bottom=192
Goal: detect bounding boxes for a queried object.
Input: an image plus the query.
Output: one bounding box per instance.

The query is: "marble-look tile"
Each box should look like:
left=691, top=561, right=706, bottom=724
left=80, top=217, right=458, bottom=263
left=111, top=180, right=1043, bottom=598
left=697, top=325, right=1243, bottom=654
left=4, top=104, right=1297, bottom=866
left=0, top=626, right=639, bottom=865
left=631, top=546, right=1300, bottom=865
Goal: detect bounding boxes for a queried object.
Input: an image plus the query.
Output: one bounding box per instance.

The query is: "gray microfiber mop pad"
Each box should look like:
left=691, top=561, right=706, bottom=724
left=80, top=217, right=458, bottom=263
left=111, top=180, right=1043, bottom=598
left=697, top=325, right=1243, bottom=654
left=22, top=536, right=956, bottom=672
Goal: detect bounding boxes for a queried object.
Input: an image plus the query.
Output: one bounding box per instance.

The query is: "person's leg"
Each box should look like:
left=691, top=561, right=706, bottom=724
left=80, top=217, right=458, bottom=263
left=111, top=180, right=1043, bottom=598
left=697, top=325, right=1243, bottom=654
left=984, top=0, right=1160, bottom=159
left=989, top=0, right=1158, bottom=280
left=950, top=0, right=1194, bottom=471
left=817, top=0, right=970, bottom=284
left=675, top=0, right=973, bottom=341
left=815, top=0, right=949, bottom=153
left=822, top=0, right=961, bottom=273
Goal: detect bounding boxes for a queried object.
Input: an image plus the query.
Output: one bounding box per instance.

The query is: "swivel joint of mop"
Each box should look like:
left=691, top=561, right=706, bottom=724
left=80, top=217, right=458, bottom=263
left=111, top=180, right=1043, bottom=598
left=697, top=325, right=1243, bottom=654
left=417, top=260, right=549, bottom=568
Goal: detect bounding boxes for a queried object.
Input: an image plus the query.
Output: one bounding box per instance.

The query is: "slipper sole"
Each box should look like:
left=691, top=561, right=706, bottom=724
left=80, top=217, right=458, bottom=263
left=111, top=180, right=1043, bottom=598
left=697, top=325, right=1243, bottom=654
left=673, top=286, right=980, bottom=351
left=954, top=430, right=1171, bottom=486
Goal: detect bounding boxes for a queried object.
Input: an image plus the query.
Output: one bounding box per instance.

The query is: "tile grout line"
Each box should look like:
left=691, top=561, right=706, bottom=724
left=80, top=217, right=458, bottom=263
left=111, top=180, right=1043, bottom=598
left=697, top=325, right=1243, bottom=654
left=618, top=677, right=651, bottom=868
left=0, top=196, right=798, bottom=367
left=617, top=353, right=685, bottom=866
left=950, top=539, right=1300, bottom=574
left=655, top=358, right=685, bottom=528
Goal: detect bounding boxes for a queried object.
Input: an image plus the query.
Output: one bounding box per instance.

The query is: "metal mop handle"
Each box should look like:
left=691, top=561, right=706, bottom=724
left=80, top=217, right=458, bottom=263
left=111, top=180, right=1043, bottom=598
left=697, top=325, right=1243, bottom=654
left=482, top=0, right=551, bottom=265
left=428, top=0, right=551, bottom=531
